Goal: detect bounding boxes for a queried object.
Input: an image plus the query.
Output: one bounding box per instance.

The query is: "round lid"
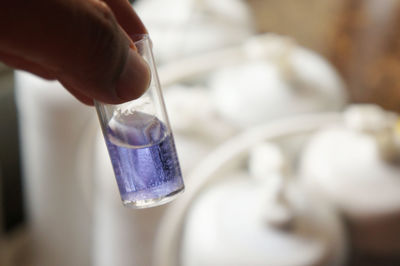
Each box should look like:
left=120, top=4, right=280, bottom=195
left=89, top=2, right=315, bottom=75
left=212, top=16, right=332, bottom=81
left=209, top=34, right=347, bottom=128
left=300, top=104, right=400, bottom=218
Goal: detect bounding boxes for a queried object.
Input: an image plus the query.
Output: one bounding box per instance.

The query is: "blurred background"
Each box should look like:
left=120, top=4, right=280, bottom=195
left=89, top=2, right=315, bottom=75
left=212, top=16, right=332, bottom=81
left=1, top=0, right=400, bottom=265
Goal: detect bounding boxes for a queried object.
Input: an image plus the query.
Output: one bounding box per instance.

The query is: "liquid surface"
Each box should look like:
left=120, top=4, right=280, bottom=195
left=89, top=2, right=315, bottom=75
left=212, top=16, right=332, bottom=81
left=105, top=111, right=184, bottom=205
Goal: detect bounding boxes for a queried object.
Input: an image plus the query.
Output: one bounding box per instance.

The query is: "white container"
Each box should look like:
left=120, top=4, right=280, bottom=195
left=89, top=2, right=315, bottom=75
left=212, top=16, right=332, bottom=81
left=15, top=72, right=93, bottom=266
left=300, top=104, right=400, bottom=256
left=181, top=145, right=346, bottom=266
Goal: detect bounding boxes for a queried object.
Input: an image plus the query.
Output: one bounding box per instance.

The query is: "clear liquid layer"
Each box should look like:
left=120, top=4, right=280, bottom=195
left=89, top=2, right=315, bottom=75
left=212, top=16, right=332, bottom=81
left=105, top=111, right=184, bottom=208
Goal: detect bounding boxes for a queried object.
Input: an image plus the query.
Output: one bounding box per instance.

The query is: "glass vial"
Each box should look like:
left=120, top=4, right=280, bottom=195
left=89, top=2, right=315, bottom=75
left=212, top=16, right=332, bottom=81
left=95, top=35, right=184, bottom=208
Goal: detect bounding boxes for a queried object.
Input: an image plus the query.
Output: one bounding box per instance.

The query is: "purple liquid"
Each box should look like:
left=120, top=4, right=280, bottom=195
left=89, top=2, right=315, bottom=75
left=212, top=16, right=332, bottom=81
left=105, top=111, right=184, bottom=205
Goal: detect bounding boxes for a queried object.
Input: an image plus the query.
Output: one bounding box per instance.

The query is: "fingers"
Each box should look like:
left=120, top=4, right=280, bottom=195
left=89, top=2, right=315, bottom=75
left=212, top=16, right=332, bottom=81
left=0, top=51, right=56, bottom=80
left=0, top=0, right=150, bottom=105
left=59, top=79, right=96, bottom=106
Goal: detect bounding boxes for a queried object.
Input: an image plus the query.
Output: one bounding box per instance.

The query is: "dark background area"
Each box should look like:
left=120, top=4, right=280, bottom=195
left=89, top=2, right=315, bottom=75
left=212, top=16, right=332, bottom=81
left=0, top=68, right=24, bottom=233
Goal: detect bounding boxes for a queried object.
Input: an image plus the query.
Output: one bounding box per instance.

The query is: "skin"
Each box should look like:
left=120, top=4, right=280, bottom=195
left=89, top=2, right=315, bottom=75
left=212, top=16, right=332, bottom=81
left=0, top=0, right=151, bottom=105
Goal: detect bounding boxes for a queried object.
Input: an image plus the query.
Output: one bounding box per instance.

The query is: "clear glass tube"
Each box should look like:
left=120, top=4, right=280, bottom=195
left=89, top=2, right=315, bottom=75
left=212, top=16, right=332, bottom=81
left=95, top=35, right=184, bottom=208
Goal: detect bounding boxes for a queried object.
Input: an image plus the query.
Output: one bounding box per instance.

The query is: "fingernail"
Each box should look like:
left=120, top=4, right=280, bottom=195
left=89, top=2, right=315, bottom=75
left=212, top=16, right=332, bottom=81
left=115, top=48, right=150, bottom=101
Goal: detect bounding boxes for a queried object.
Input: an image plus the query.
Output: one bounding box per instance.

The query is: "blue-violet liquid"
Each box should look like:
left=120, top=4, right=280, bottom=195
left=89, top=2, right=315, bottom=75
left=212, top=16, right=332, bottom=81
left=105, top=111, right=184, bottom=204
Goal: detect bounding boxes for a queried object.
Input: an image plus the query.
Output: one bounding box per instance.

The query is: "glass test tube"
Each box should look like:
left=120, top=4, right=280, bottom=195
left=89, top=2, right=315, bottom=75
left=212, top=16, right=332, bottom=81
left=95, top=35, right=184, bottom=208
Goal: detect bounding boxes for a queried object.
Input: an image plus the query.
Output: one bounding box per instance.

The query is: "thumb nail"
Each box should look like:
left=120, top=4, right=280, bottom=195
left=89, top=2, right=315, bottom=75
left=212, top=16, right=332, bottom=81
left=115, top=48, right=150, bottom=101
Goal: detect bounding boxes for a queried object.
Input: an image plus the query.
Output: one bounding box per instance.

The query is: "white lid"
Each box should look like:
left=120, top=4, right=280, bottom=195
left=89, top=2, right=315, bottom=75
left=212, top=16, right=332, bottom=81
left=300, top=105, right=400, bottom=217
left=209, top=35, right=347, bottom=128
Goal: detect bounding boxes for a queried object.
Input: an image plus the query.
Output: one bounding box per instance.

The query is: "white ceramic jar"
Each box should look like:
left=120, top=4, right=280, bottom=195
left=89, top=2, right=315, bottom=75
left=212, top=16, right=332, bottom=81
left=181, top=143, right=346, bottom=266
left=300, top=104, right=400, bottom=256
left=15, top=72, right=93, bottom=266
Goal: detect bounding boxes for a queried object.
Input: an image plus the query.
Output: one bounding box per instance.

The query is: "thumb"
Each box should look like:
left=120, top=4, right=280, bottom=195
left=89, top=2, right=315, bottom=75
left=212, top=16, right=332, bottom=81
left=0, top=0, right=150, bottom=105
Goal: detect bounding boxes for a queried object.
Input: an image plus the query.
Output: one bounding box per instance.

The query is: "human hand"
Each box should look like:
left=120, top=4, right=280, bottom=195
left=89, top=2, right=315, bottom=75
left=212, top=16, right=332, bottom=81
left=0, top=0, right=150, bottom=105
